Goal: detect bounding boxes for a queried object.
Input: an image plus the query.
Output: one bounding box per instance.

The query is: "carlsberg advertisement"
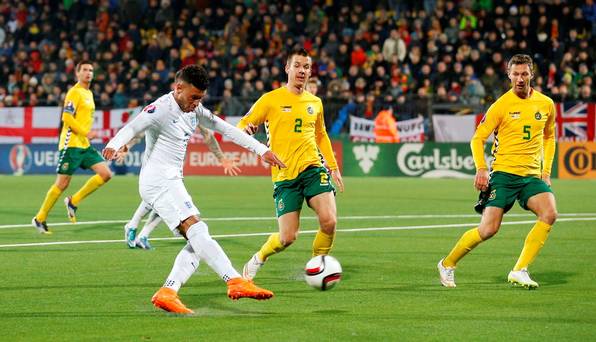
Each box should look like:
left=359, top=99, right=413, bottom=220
left=345, top=142, right=481, bottom=178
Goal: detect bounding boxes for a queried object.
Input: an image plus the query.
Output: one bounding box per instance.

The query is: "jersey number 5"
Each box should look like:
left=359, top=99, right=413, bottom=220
left=523, top=125, right=531, bottom=140
left=294, top=118, right=303, bottom=133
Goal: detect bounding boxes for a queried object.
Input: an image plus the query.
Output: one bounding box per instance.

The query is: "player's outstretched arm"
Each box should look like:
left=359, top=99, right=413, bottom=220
left=196, top=125, right=241, bottom=175
left=104, top=111, right=156, bottom=160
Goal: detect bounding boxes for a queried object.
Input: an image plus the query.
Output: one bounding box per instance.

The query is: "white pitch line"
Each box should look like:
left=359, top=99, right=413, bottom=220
left=2, top=212, right=596, bottom=230
left=1, top=217, right=595, bottom=249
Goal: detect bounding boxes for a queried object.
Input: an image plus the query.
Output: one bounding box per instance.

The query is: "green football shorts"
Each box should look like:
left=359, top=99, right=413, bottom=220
left=56, top=146, right=105, bottom=175
left=474, top=171, right=553, bottom=214
left=273, top=166, right=335, bottom=217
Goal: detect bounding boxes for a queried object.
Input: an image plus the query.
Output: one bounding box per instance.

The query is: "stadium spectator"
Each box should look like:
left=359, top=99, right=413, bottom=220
left=374, top=108, right=400, bottom=143
left=0, top=0, right=592, bottom=132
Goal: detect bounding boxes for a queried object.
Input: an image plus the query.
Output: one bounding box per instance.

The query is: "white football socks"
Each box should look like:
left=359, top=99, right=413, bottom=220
left=128, top=200, right=152, bottom=228
left=186, top=221, right=240, bottom=282
left=138, top=210, right=162, bottom=239
left=163, top=243, right=200, bottom=292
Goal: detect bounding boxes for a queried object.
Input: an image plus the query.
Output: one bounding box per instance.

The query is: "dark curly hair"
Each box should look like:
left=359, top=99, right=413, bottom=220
left=175, top=65, right=209, bottom=91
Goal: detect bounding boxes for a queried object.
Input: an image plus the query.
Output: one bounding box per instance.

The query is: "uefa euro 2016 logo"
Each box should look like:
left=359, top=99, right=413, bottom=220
left=9, top=144, right=32, bottom=175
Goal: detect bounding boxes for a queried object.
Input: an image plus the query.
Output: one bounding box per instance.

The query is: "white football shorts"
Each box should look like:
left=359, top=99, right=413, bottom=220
left=139, top=179, right=200, bottom=234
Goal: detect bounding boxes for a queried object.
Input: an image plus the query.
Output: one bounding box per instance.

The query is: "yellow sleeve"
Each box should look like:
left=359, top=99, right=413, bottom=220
left=315, top=102, right=338, bottom=170
left=542, top=101, right=557, bottom=175
left=471, top=102, right=503, bottom=170
left=62, top=90, right=89, bottom=136
left=237, top=95, right=269, bottom=130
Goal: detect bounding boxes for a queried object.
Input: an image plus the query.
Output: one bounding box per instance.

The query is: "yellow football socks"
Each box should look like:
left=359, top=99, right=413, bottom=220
left=513, top=220, right=552, bottom=271
left=312, top=229, right=335, bottom=256
left=257, top=233, right=286, bottom=261
left=71, top=174, right=105, bottom=206
left=443, top=227, right=483, bottom=268
left=36, top=184, right=63, bottom=222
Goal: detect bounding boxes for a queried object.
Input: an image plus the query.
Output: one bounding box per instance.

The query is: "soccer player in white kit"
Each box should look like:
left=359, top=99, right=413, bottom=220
left=103, top=65, right=286, bottom=314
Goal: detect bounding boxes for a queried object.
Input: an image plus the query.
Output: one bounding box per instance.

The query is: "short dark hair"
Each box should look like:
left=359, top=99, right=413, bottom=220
left=76, top=61, right=93, bottom=72
left=175, top=65, right=209, bottom=91
left=286, top=47, right=310, bottom=64
left=507, top=54, right=533, bottom=72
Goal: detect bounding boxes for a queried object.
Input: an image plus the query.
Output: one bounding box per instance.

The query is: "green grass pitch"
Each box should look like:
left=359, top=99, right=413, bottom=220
left=0, top=175, right=595, bottom=341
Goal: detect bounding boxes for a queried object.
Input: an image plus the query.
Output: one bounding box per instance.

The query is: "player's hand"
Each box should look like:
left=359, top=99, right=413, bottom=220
left=262, top=150, right=286, bottom=168
left=86, top=130, right=99, bottom=140
left=221, top=157, right=241, bottom=176
left=102, top=147, right=117, bottom=161
left=474, top=168, right=489, bottom=191
left=331, top=169, right=344, bottom=193
left=114, top=145, right=130, bottom=163
left=542, top=172, right=552, bottom=187
left=244, top=123, right=258, bottom=135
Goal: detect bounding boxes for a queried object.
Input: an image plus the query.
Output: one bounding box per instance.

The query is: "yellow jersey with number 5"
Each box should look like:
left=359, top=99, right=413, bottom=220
left=238, top=86, right=338, bottom=182
left=471, top=89, right=556, bottom=177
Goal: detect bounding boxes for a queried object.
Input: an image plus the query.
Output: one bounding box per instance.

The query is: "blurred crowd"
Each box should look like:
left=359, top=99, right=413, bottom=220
left=0, top=0, right=594, bottom=120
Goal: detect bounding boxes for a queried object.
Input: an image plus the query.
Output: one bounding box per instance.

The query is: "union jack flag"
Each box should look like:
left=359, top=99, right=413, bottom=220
left=555, top=103, right=595, bottom=141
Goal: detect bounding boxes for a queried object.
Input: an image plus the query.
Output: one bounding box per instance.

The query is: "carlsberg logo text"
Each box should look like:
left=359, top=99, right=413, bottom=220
left=397, top=144, right=475, bottom=177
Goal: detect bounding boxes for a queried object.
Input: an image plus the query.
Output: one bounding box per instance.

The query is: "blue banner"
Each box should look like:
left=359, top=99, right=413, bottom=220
left=0, top=143, right=145, bottom=175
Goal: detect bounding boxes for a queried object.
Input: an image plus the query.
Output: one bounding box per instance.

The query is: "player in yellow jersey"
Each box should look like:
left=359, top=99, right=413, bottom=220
left=437, top=54, right=558, bottom=289
left=32, top=61, right=112, bottom=233
left=238, top=48, right=345, bottom=281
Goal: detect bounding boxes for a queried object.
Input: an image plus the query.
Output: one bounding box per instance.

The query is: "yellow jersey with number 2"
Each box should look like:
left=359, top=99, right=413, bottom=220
left=238, top=86, right=338, bottom=182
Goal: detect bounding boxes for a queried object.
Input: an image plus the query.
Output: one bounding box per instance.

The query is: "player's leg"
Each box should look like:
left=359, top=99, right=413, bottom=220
left=242, top=211, right=299, bottom=280
left=149, top=180, right=272, bottom=312
left=444, top=206, right=504, bottom=266
left=177, top=216, right=273, bottom=300
left=308, top=192, right=337, bottom=256
left=438, top=207, right=504, bottom=287
left=69, top=161, right=112, bottom=207
left=124, top=201, right=152, bottom=248
left=438, top=172, right=516, bottom=287
left=136, top=211, right=161, bottom=249
left=32, top=174, right=71, bottom=234
left=509, top=185, right=557, bottom=288
left=143, top=183, right=199, bottom=314
left=151, top=242, right=199, bottom=314
left=243, top=180, right=303, bottom=280
left=66, top=149, right=112, bottom=223
left=305, top=167, right=337, bottom=256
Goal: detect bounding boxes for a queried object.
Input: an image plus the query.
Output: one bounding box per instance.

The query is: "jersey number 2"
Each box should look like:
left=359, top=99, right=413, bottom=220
left=523, top=125, right=531, bottom=140
left=294, top=118, right=302, bottom=133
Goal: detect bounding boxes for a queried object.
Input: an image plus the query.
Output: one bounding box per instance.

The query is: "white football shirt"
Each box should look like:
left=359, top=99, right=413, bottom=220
left=107, top=92, right=268, bottom=186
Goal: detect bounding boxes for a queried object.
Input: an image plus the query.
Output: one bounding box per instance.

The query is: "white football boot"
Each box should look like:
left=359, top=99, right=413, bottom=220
left=124, top=224, right=136, bottom=248
left=508, top=269, right=539, bottom=289
left=242, top=253, right=265, bottom=280
left=437, top=258, right=456, bottom=288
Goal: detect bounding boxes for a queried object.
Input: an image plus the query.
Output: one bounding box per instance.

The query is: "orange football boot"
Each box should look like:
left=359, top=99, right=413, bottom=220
left=151, top=287, right=194, bottom=314
left=227, top=278, right=274, bottom=300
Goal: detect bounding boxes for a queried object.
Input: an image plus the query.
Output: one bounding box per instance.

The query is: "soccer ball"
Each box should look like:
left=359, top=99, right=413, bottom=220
left=304, top=255, right=342, bottom=290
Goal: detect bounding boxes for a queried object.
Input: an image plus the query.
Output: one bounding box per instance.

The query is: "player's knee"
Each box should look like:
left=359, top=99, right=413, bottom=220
left=540, top=209, right=558, bottom=225
left=187, top=220, right=211, bottom=242
left=280, top=231, right=297, bottom=246
left=319, top=216, right=337, bottom=234
left=55, top=178, right=70, bottom=190
left=179, top=216, right=201, bottom=236
left=479, top=224, right=500, bottom=240
left=100, top=170, right=112, bottom=182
